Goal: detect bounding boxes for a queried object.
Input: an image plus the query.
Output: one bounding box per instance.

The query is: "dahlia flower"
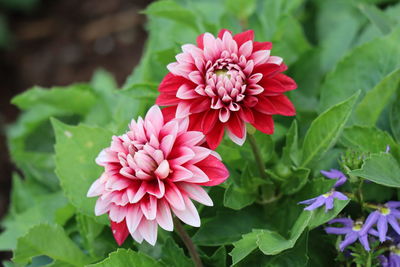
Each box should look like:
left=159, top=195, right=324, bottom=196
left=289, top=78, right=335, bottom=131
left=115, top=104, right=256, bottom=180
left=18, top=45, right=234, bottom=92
left=87, top=105, right=229, bottom=245
left=360, top=201, right=400, bottom=242
left=157, top=29, right=297, bottom=149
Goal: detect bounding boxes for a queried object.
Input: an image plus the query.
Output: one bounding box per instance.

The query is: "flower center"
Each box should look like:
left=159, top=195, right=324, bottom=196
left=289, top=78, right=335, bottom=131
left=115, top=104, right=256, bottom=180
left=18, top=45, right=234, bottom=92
left=322, top=191, right=333, bottom=198
left=352, top=221, right=363, bottom=231
left=380, top=206, right=391, bottom=215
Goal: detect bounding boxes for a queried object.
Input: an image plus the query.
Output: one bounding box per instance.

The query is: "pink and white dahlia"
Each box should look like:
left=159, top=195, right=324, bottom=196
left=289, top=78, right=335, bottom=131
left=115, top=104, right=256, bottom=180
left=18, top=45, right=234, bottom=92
left=157, top=29, right=297, bottom=149
left=87, top=105, right=229, bottom=246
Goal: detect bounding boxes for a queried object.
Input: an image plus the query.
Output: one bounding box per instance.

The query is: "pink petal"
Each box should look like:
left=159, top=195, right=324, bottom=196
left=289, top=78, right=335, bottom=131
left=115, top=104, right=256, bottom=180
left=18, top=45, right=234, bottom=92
left=155, top=160, right=170, bottom=179
left=197, top=155, right=229, bottom=186
left=169, top=165, right=193, bottom=182
left=156, top=200, right=174, bottom=231
left=95, top=197, right=111, bottom=216
left=87, top=177, right=105, bottom=197
left=164, top=182, right=186, bottom=210
left=141, top=196, right=158, bottom=220
left=126, top=205, right=143, bottom=234
left=185, top=165, right=210, bottom=183
left=176, top=84, right=198, bottom=100
left=109, top=205, right=127, bottom=223
left=160, top=134, right=175, bottom=157
left=138, top=219, right=158, bottom=246
left=239, top=40, right=253, bottom=58
left=176, top=101, right=191, bottom=118
left=172, top=196, right=200, bottom=227
left=178, top=183, right=213, bottom=206
left=145, top=105, right=164, bottom=134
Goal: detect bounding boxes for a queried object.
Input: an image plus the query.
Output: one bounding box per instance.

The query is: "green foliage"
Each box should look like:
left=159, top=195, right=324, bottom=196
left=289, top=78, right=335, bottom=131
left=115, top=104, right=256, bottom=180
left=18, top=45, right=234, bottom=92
left=4, top=0, right=400, bottom=266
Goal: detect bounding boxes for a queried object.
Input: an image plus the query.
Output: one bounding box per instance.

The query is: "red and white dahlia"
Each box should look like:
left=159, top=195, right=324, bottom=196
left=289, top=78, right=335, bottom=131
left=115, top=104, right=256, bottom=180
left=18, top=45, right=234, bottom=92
left=87, top=105, right=229, bottom=246
left=157, top=29, right=297, bottom=149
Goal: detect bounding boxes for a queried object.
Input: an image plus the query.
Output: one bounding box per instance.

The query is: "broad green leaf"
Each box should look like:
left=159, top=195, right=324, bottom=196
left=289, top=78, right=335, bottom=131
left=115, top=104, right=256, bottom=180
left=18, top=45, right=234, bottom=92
left=76, top=214, right=105, bottom=257
left=301, top=92, right=359, bottom=167
left=225, top=0, right=256, bottom=20
left=13, top=224, right=93, bottom=266
left=282, top=120, right=299, bottom=166
left=340, top=125, right=396, bottom=153
left=230, top=230, right=261, bottom=265
left=359, top=3, right=392, bottom=35
left=192, top=208, right=265, bottom=246
left=160, top=238, right=192, bottom=267
left=142, top=0, right=199, bottom=31
left=52, top=119, right=113, bottom=222
left=12, top=84, right=96, bottom=115
left=90, top=69, right=117, bottom=94
left=202, top=246, right=226, bottom=267
left=354, top=69, right=400, bottom=126
left=320, top=28, right=400, bottom=111
left=391, top=92, right=400, bottom=142
left=0, top=192, right=68, bottom=250
left=308, top=199, right=350, bottom=229
left=316, top=0, right=364, bottom=73
left=351, top=152, right=400, bottom=187
left=87, top=249, right=160, bottom=267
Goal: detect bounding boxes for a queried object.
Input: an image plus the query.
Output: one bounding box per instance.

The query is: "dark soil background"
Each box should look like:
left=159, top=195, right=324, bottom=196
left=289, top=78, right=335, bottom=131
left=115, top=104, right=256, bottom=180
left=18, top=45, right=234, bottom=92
left=0, top=0, right=151, bottom=261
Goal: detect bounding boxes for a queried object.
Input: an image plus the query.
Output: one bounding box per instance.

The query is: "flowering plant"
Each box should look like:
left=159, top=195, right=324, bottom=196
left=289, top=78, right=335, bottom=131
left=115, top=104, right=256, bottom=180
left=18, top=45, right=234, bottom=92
left=2, top=0, right=400, bottom=266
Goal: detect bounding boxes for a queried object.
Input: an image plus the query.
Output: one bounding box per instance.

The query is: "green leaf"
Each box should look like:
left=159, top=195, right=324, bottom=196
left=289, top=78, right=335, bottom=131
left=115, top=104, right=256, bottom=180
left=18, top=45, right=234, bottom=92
left=12, top=85, right=96, bottom=115
left=13, top=224, right=93, bottom=266
left=282, top=120, right=299, bottom=166
left=230, top=230, right=261, bottom=265
left=52, top=119, right=113, bottom=222
left=340, top=125, right=396, bottom=153
left=0, top=192, right=68, bottom=250
left=319, top=28, right=400, bottom=111
left=359, top=3, right=392, bottom=35
left=90, top=69, right=118, bottom=93
left=192, top=208, right=265, bottom=246
left=160, top=238, right=193, bottom=267
left=390, top=91, right=400, bottom=142
left=301, top=91, right=359, bottom=167
left=351, top=152, right=400, bottom=187
left=308, top=199, right=350, bottom=229
left=143, top=0, right=199, bottom=31
left=87, top=248, right=160, bottom=267
left=225, top=0, right=256, bottom=20
left=281, top=168, right=310, bottom=195
left=354, top=68, right=400, bottom=126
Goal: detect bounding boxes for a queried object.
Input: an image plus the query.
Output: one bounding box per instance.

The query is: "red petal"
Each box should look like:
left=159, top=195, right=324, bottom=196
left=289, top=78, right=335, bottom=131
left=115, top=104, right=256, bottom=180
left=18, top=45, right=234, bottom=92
left=197, top=33, right=205, bottom=49
left=159, top=73, right=188, bottom=93
left=201, top=109, right=219, bottom=134
left=258, top=78, right=292, bottom=95
left=188, top=113, right=204, bottom=131
left=274, top=73, right=297, bottom=90
left=156, top=93, right=180, bottom=106
left=233, top=30, right=254, bottom=47
left=197, top=155, right=229, bottom=186
left=227, top=114, right=245, bottom=138
left=218, top=29, right=232, bottom=39
left=110, top=219, right=130, bottom=246
left=253, top=41, right=272, bottom=51
left=252, top=111, right=274, bottom=134
left=239, top=107, right=254, bottom=123
left=205, top=122, right=225, bottom=150
left=161, top=106, right=177, bottom=122
left=190, top=97, right=211, bottom=113
left=254, top=63, right=282, bottom=78
left=267, top=95, right=296, bottom=116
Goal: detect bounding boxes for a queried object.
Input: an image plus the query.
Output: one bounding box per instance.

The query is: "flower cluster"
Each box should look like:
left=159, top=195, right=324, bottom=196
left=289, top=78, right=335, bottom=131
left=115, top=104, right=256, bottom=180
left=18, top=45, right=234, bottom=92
left=87, top=29, right=297, bottom=246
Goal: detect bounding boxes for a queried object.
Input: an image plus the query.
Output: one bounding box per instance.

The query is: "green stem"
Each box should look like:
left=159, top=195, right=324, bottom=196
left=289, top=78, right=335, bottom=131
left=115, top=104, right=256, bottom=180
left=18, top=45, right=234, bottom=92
left=173, top=217, right=203, bottom=267
left=247, top=133, right=268, bottom=180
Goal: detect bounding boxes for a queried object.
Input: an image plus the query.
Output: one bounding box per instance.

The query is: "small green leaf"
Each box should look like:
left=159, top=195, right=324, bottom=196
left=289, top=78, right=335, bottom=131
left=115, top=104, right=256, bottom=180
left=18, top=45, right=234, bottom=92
left=281, top=168, right=310, bottom=195
left=301, top=91, right=359, bottom=167
left=390, top=92, right=400, bottom=142
left=143, top=0, right=199, bottom=31
left=359, top=3, right=392, bottom=35
left=87, top=248, right=160, bottom=267
left=52, top=119, right=113, bottom=222
left=282, top=120, right=299, bottom=166
left=351, top=152, right=400, bottom=187
left=13, top=224, right=93, bottom=266
left=354, top=68, right=400, bottom=126
left=91, top=69, right=118, bottom=93
left=160, top=238, right=193, bottom=267
left=230, top=230, right=261, bottom=265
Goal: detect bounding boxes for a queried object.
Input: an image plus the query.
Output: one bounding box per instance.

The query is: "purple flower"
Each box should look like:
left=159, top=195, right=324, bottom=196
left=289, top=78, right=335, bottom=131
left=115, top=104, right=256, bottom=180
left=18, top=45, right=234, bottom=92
left=299, top=190, right=348, bottom=212
left=321, top=169, right=347, bottom=187
left=325, top=218, right=383, bottom=251
left=386, top=145, right=391, bottom=153
left=379, top=248, right=400, bottom=267
left=360, top=202, right=400, bottom=242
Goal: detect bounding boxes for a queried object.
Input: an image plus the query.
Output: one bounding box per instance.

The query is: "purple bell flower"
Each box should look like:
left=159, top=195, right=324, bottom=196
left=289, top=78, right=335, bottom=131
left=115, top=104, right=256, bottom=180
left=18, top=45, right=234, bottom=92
left=325, top=218, right=383, bottom=251
left=299, top=190, right=348, bottom=212
left=321, top=169, right=347, bottom=187
left=360, top=201, right=400, bottom=242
